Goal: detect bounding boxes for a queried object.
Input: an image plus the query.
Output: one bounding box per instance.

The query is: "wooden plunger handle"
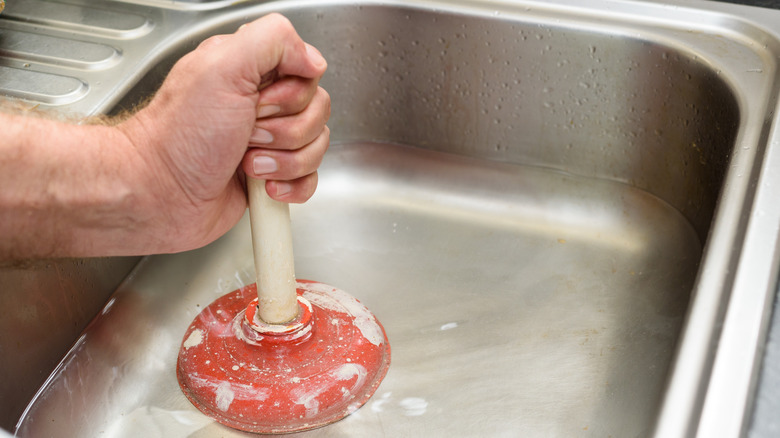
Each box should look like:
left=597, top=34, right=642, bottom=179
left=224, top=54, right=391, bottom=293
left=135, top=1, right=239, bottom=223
left=247, top=178, right=299, bottom=325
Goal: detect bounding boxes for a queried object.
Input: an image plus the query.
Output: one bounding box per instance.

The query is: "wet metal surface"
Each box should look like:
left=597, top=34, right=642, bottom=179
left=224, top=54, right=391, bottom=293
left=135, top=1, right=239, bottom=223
left=5, top=1, right=780, bottom=437
left=15, top=144, right=700, bottom=437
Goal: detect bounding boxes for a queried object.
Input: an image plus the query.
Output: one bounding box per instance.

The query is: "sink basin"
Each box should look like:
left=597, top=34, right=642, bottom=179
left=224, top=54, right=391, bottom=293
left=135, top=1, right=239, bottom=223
left=4, top=0, right=780, bottom=437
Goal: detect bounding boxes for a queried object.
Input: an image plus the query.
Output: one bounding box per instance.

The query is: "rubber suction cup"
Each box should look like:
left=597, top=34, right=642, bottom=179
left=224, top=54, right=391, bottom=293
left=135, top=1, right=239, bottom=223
left=176, top=279, right=391, bottom=434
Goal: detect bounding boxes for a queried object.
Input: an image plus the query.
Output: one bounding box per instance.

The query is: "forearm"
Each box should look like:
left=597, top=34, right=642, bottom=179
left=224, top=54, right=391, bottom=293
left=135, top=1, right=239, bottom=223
left=0, top=113, right=152, bottom=259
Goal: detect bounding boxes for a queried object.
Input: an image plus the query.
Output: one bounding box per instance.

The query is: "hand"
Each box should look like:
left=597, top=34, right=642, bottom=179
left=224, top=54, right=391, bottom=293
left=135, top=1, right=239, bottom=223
left=119, top=14, right=330, bottom=253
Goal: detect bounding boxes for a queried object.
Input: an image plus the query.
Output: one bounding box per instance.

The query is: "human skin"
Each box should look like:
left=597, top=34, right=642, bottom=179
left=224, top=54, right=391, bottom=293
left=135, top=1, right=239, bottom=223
left=0, top=14, right=330, bottom=260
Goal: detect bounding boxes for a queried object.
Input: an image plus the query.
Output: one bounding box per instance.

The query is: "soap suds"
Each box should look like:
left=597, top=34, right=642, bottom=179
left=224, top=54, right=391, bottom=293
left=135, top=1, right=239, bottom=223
left=302, top=282, right=385, bottom=346
left=183, top=329, right=203, bottom=349
left=400, top=397, right=428, bottom=416
left=371, top=392, right=392, bottom=413
left=441, top=322, right=458, bottom=331
left=215, top=381, right=235, bottom=412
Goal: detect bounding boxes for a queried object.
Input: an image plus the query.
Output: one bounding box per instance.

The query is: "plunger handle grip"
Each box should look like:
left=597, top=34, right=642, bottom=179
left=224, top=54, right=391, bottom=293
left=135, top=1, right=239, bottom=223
left=247, top=178, right=299, bottom=325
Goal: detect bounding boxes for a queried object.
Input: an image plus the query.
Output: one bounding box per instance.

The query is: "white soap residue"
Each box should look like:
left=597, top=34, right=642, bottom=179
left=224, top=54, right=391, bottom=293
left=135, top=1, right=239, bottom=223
left=301, top=282, right=385, bottom=346
left=289, top=363, right=368, bottom=419
left=371, top=392, right=392, bottom=413
left=336, top=363, right=367, bottom=385
left=187, top=374, right=271, bottom=401
left=182, top=329, right=203, bottom=349
left=186, top=375, right=269, bottom=412
left=400, top=397, right=428, bottom=416
left=290, top=385, right=323, bottom=418
left=215, top=381, right=235, bottom=412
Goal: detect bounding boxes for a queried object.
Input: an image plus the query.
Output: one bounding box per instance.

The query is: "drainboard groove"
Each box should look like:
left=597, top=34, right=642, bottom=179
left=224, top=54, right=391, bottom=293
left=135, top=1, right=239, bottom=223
left=1, top=0, right=152, bottom=39
left=0, top=64, right=87, bottom=105
left=0, top=29, right=121, bottom=71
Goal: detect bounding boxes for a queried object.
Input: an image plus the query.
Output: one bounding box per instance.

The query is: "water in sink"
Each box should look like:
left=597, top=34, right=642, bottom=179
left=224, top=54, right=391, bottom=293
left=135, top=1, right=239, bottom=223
left=15, top=142, right=699, bottom=437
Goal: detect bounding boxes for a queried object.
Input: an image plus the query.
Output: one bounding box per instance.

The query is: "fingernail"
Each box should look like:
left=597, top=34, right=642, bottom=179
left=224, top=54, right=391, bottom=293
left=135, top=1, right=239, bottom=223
left=253, top=156, right=278, bottom=175
left=250, top=128, right=273, bottom=144
left=305, top=43, right=327, bottom=69
left=275, top=182, right=292, bottom=197
left=257, top=104, right=281, bottom=118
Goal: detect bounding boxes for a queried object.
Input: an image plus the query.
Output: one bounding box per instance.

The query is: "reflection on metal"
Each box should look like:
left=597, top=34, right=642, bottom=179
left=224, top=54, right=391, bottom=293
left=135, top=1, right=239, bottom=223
left=3, top=0, right=780, bottom=437
left=0, top=66, right=88, bottom=105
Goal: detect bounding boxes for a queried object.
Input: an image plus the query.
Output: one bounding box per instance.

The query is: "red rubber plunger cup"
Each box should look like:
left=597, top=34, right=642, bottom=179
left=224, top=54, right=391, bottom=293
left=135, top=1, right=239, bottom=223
left=176, top=178, right=390, bottom=434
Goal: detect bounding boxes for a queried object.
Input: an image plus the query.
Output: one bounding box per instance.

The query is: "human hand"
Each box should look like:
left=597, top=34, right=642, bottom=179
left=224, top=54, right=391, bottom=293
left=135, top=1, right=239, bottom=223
left=119, top=14, right=330, bottom=253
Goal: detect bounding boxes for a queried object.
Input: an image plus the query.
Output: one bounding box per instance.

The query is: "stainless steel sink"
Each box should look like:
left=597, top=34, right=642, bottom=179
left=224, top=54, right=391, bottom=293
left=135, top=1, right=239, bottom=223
left=4, top=0, right=780, bottom=437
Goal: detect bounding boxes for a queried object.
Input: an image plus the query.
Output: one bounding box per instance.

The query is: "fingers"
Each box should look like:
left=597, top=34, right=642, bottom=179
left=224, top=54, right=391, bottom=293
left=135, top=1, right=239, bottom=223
left=242, top=126, right=330, bottom=202
left=190, top=14, right=326, bottom=98
left=266, top=172, right=319, bottom=203
left=256, top=75, right=320, bottom=119
left=249, top=86, right=330, bottom=149
left=226, top=14, right=330, bottom=203
left=234, top=14, right=327, bottom=82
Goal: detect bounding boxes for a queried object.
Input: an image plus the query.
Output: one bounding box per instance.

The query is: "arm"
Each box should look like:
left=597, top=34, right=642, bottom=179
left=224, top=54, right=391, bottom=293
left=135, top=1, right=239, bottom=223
left=0, top=14, right=330, bottom=260
left=0, top=115, right=149, bottom=259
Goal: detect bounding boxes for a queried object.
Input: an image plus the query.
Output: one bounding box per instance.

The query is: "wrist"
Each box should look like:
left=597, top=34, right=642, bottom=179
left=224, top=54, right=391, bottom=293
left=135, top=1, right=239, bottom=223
left=50, top=122, right=150, bottom=256
left=114, top=107, right=205, bottom=255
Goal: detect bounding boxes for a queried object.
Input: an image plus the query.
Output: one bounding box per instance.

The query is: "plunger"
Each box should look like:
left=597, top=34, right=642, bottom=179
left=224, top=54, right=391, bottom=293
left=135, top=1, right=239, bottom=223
left=176, top=176, right=391, bottom=433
